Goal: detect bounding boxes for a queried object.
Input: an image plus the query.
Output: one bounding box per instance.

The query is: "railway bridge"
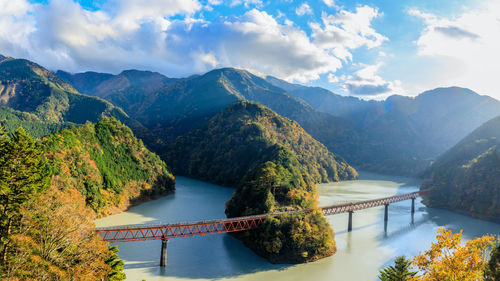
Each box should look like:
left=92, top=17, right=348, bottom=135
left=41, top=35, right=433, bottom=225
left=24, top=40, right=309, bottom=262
left=96, top=189, right=431, bottom=267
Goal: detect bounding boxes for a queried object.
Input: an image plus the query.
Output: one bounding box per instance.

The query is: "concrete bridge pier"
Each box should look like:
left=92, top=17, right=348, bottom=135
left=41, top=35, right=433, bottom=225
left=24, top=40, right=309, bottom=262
left=384, top=204, right=389, bottom=222
left=160, top=238, right=168, bottom=267
left=411, top=198, right=415, bottom=215
left=348, top=211, right=353, bottom=232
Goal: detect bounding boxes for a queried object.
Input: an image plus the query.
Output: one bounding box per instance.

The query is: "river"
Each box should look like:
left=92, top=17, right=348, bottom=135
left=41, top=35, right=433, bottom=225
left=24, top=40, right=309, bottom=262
left=95, top=172, right=500, bottom=281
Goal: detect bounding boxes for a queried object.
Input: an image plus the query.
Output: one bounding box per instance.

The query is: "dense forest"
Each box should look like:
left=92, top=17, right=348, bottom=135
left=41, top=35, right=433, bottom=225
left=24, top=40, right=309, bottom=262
left=0, top=126, right=125, bottom=280
left=42, top=117, right=175, bottom=216
left=422, top=115, right=500, bottom=222
left=169, top=101, right=357, bottom=263
left=0, top=116, right=174, bottom=278
left=169, top=101, right=357, bottom=187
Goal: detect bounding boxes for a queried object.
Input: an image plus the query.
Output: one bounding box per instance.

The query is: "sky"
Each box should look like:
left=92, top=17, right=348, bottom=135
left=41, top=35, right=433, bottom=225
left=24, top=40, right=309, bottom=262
left=1, top=0, right=499, bottom=100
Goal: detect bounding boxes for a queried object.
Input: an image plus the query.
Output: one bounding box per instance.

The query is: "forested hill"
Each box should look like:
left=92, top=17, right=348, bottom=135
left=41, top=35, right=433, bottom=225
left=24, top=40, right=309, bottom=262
left=0, top=57, right=123, bottom=124
left=168, top=101, right=357, bottom=187
left=58, top=67, right=360, bottom=165
left=43, top=117, right=175, bottom=217
left=0, top=56, right=164, bottom=151
left=267, top=75, right=500, bottom=175
left=170, top=101, right=356, bottom=263
left=422, top=115, right=500, bottom=222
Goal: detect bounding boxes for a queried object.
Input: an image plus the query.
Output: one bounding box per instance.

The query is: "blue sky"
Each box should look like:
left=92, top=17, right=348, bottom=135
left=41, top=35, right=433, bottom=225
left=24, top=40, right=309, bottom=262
left=3, top=0, right=499, bottom=99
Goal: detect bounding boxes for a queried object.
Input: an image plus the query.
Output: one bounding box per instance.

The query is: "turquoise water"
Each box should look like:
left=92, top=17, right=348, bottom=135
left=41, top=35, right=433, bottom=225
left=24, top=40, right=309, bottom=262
left=95, top=172, right=500, bottom=281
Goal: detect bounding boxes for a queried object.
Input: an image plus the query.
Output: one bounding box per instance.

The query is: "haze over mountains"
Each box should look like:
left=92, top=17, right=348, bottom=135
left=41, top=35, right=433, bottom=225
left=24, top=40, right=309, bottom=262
left=57, top=65, right=500, bottom=176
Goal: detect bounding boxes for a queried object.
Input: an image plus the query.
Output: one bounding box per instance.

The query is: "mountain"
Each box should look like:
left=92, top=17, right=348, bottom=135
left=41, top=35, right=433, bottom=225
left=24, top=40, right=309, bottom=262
left=267, top=76, right=500, bottom=175
left=169, top=101, right=357, bottom=186
left=59, top=67, right=361, bottom=164
left=43, top=117, right=175, bottom=217
left=0, top=56, right=163, bottom=151
left=0, top=57, right=121, bottom=123
left=56, top=69, right=176, bottom=117
left=58, top=65, right=500, bottom=177
left=421, top=115, right=500, bottom=222
left=266, top=75, right=375, bottom=118
left=170, top=101, right=356, bottom=263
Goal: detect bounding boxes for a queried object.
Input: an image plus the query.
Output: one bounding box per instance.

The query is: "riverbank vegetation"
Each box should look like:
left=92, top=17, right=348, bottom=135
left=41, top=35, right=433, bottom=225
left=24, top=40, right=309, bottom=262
left=43, top=117, right=175, bottom=216
left=0, top=117, right=174, bottom=278
left=170, top=101, right=357, bottom=263
left=0, top=126, right=126, bottom=280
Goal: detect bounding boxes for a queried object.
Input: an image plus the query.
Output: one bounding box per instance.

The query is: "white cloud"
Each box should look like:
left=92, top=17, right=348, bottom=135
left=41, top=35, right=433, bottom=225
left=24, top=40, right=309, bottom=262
left=0, top=0, right=35, bottom=58
left=310, top=6, right=387, bottom=62
left=327, top=73, right=339, bottom=83
left=344, top=63, right=404, bottom=98
left=208, top=0, right=223, bottom=5
left=0, top=0, right=389, bottom=88
left=296, top=3, right=313, bottom=16
left=408, top=3, right=500, bottom=98
left=230, top=0, right=262, bottom=8
left=322, top=0, right=336, bottom=8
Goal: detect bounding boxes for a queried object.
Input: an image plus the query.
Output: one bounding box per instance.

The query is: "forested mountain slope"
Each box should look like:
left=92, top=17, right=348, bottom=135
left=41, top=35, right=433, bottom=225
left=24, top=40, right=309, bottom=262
left=169, top=101, right=357, bottom=263
left=169, top=101, right=357, bottom=186
left=421, top=115, right=500, bottom=222
left=0, top=56, right=163, bottom=151
left=59, top=67, right=361, bottom=164
left=43, top=117, right=175, bottom=217
left=267, top=76, right=500, bottom=175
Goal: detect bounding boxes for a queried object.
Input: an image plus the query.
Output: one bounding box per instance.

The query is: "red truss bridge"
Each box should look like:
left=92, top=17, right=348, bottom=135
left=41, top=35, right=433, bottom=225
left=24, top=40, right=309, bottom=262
left=96, top=189, right=431, bottom=266
left=96, top=189, right=431, bottom=243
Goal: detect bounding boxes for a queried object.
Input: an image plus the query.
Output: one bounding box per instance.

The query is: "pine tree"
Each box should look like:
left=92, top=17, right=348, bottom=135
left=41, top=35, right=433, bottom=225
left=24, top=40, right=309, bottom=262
left=379, top=255, right=417, bottom=281
left=0, top=127, right=50, bottom=264
left=105, top=246, right=127, bottom=281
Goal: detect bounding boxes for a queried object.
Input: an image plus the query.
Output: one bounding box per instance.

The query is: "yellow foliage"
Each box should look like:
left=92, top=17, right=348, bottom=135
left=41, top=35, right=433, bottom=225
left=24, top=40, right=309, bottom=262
left=410, top=227, right=495, bottom=281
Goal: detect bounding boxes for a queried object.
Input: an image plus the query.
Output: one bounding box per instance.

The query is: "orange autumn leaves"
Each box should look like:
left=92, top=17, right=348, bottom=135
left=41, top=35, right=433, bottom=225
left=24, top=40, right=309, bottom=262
left=5, top=188, right=110, bottom=280
left=409, top=228, right=496, bottom=281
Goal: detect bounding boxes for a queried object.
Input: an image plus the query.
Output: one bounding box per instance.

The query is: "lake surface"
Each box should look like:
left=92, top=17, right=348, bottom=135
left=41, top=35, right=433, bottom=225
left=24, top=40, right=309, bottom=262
left=95, top=172, right=500, bottom=281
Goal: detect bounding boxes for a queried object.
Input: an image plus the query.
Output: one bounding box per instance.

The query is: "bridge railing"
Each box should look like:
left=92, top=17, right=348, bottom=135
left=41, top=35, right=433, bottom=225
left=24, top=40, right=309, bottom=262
left=96, top=189, right=431, bottom=242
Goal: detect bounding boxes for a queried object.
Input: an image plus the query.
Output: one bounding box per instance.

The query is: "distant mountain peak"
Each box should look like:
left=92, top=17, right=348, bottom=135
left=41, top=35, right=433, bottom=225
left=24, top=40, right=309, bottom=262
left=420, top=86, right=479, bottom=98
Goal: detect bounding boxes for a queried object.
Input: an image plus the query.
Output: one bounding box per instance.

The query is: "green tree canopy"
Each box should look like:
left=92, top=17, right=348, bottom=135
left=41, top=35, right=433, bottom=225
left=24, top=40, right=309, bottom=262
left=0, top=127, right=50, bottom=265
left=379, top=255, right=417, bottom=281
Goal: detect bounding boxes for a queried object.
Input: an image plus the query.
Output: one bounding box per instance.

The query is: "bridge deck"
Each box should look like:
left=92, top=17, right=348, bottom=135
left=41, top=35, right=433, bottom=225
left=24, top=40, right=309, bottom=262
left=96, top=189, right=430, bottom=243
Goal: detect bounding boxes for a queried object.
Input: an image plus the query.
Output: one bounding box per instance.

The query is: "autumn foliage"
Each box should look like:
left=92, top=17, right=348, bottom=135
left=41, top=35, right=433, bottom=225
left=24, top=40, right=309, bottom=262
left=409, top=228, right=495, bottom=281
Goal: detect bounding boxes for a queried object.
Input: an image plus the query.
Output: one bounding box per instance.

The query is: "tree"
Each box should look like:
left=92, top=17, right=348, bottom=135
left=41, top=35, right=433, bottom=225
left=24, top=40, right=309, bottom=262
left=4, top=188, right=111, bottom=280
left=484, top=239, right=500, bottom=281
left=105, top=246, right=126, bottom=281
left=0, top=127, right=50, bottom=264
left=410, top=228, right=495, bottom=281
left=379, top=255, right=417, bottom=281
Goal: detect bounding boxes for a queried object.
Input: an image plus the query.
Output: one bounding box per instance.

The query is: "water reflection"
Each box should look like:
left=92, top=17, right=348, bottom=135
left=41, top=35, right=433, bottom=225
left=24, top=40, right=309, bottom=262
left=95, top=174, right=499, bottom=281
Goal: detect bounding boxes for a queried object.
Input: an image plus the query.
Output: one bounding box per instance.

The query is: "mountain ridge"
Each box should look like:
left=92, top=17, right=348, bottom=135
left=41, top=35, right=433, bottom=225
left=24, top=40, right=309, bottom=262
left=421, top=115, right=500, bottom=222
left=56, top=65, right=500, bottom=176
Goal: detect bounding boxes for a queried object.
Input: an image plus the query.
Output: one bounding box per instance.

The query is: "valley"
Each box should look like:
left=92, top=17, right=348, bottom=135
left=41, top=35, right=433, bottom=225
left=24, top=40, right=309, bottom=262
left=0, top=54, right=498, bottom=280
left=95, top=174, right=500, bottom=281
